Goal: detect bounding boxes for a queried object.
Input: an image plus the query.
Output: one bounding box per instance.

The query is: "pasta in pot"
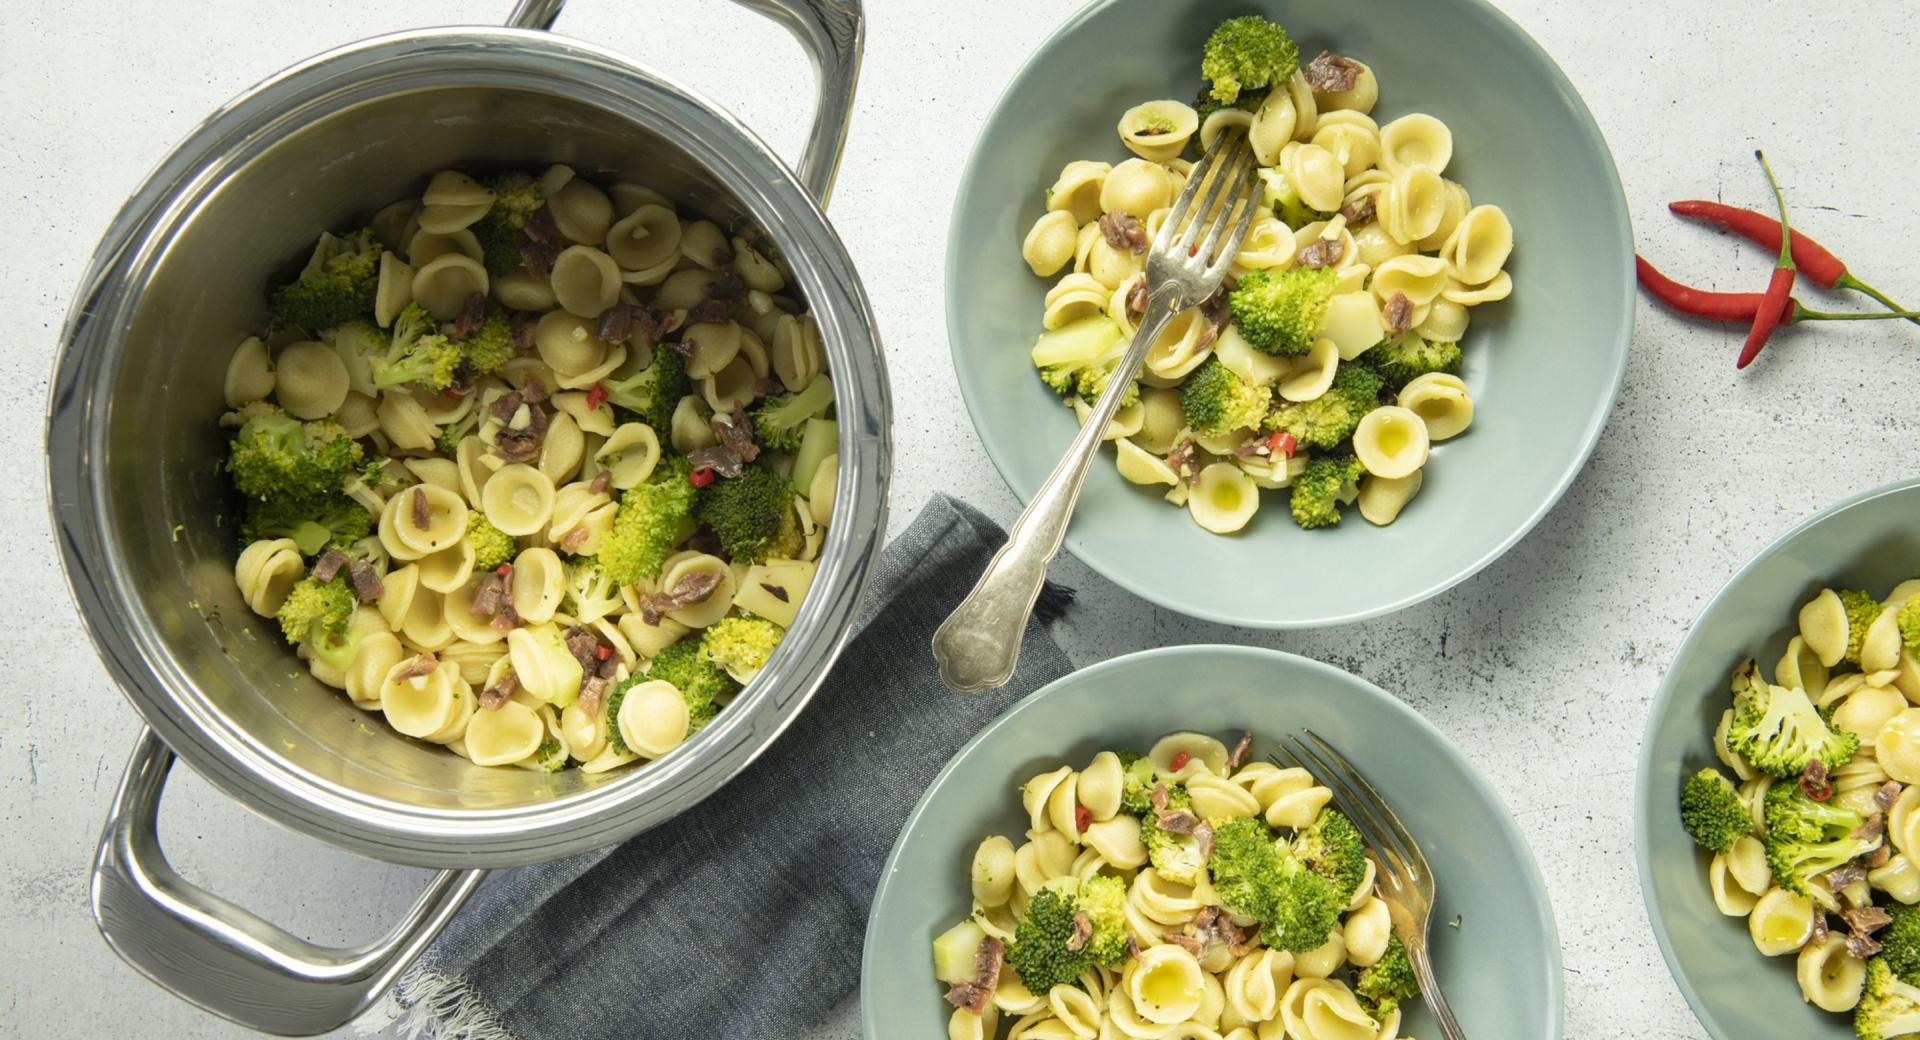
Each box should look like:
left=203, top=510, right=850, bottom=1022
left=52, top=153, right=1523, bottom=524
left=220, top=162, right=838, bottom=776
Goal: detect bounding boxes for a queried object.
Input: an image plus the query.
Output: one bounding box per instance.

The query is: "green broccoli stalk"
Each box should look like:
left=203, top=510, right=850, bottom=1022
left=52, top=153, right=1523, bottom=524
left=700, top=615, right=784, bottom=682
left=697, top=465, right=797, bottom=564
left=1200, top=16, right=1299, bottom=106
left=275, top=576, right=355, bottom=646
left=1031, top=315, right=1128, bottom=405
left=458, top=305, right=519, bottom=376
left=598, top=456, right=699, bottom=585
left=1006, top=880, right=1105, bottom=991
left=1841, top=589, right=1884, bottom=666
left=1118, top=754, right=1160, bottom=817
left=466, top=513, right=516, bottom=572
left=1265, top=364, right=1385, bottom=451
left=372, top=303, right=461, bottom=392
left=1762, top=782, right=1882, bottom=899
left=470, top=172, right=547, bottom=275
left=1727, top=670, right=1859, bottom=778
left=1856, top=958, right=1920, bottom=1040
left=1179, top=358, right=1270, bottom=437
left=644, top=638, right=735, bottom=731
left=604, top=349, right=690, bottom=433
left=1294, top=809, right=1369, bottom=904
left=1882, top=906, right=1920, bottom=983
left=562, top=558, right=623, bottom=623
left=1368, top=332, right=1463, bottom=388
left=227, top=406, right=365, bottom=503
left=1354, top=935, right=1420, bottom=1017
left=269, top=229, right=381, bottom=331
left=1679, top=768, right=1751, bottom=854
left=750, top=375, right=835, bottom=453
left=1287, top=455, right=1365, bottom=530
left=1230, top=266, right=1337, bottom=356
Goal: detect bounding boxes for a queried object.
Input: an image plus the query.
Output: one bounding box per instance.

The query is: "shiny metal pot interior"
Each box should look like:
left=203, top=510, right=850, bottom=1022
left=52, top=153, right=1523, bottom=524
left=48, top=1, right=886, bottom=1033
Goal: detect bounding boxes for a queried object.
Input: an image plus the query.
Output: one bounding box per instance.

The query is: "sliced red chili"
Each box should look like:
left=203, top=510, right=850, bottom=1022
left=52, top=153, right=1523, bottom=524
left=1073, top=804, right=1091, bottom=832
left=585, top=382, right=608, bottom=411
left=1169, top=750, right=1192, bottom=772
left=689, top=467, right=717, bottom=488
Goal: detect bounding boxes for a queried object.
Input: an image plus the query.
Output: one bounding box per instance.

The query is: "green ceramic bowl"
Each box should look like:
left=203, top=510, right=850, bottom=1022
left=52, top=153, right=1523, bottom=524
left=1637, top=478, right=1920, bottom=1038
left=945, top=0, right=1631, bottom=628
left=861, top=644, right=1562, bottom=1037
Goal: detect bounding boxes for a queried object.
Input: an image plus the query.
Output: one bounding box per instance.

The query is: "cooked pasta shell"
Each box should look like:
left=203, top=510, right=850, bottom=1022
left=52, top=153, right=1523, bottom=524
left=1397, top=371, right=1474, bottom=441
left=411, top=253, right=489, bottom=320
left=1128, top=944, right=1205, bottom=1025
left=224, top=336, right=275, bottom=408
left=1800, top=589, right=1850, bottom=668
left=547, top=179, right=614, bottom=245
left=1357, top=470, right=1423, bottom=527
left=1352, top=406, right=1429, bottom=479
left=1380, top=113, right=1453, bottom=174
left=1101, top=157, right=1176, bottom=219
left=1748, top=887, right=1815, bottom=956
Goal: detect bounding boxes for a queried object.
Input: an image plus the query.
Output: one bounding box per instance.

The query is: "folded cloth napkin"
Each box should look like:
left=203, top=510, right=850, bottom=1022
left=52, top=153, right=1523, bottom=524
left=380, top=495, right=1075, bottom=1040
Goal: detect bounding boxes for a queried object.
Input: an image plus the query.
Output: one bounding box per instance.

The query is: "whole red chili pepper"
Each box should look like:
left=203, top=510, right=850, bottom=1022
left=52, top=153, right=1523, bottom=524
left=1738, top=152, right=1797, bottom=369
left=1669, top=200, right=1913, bottom=324
left=1639, top=255, right=1920, bottom=327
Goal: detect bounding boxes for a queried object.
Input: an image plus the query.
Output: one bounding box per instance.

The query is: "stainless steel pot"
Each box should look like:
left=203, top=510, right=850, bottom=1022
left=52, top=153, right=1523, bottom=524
left=47, top=1, right=889, bottom=1033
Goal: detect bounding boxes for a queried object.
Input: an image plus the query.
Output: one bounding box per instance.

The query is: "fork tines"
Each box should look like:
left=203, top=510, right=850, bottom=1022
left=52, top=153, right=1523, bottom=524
left=1152, top=129, right=1258, bottom=267
left=1273, top=730, right=1425, bottom=885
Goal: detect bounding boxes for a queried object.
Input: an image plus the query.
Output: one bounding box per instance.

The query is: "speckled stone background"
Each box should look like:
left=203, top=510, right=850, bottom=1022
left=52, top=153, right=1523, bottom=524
left=5, top=0, right=1917, bottom=1037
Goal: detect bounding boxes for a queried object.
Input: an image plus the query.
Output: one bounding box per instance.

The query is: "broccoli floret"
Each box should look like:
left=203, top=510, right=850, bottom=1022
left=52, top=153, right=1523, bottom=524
left=750, top=376, right=835, bottom=454
left=1140, top=792, right=1207, bottom=886
left=227, top=406, right=365, bottom=503
left=1200, top=16, right=1299, bottom=106
left=1077, top=874, right=1130, bottom=967
left=1265, top=364, right=1386, bottom=452
left=1264, top=849, right=1344, bottom=952
left=1727, top=670, right=1859, bottom=778
left=598, top=456, right=698, bottom=585
left=1006, top=882, right=1098, bottom=991
left=459, top=306, right=519, bottom=376
left=563, top=558, right=623, bottom=623
left=1294, top=809, right=1368, bottom=903
left=275, top=576, right=354, bottom=646
left=604, top=350, right=689, bottom=432
left=240, top=493, right=372, bottom=557
left=1841, top=589, right=1884, bottom=667
left=466, top=512, right=516, bottom=572
left=1882, top=906, right=1920, bottom=983
left=436, top=404, right=482, bottom=456
left=1369, top=333, right=1462, bottom=388
left=1899, top=596, right=1920, bottom=660
left=1118, top=754, right=1161, bottom=817
left=372, top=303, right=461, bottom=391
left=269, top=229, right=380, bottom=331
left=645, top=638, right=735, bottom=731
left=470, top=172, right=546, bottom=275
left=697, top=465, right=793, bottom=564
left=1209, top=816, right=1287, bottom=925
left=1679, top=768, right=1751, bottom=855
left=532, top=736, right=567, bottom=773
left=1179, top=358, right=1270, bottom=437
left=1354, top=935, right=1420, bottom=1017
left=1857, top=958, right=1920, bottom=1040
left=1230, top=266, right=1337, bottom=357
left=1763, top=783, right=1882, bottom=898
left=1076, top=363, right=1141, bottom=410
left=700, top=615, right=784, bottom=682
left=1287, top=454, right=1365, bottom=530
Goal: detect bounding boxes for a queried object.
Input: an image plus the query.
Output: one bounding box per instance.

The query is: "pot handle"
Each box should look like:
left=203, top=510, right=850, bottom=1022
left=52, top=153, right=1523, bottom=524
left=506, top=0, right=863, bottom=204
left=89, top=728, right=487, bottom=1037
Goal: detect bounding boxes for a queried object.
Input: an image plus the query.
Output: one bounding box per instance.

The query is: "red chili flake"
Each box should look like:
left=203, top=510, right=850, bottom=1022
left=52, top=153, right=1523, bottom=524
left=689, top=467, right=717, bottom=488
left=441, top=387, right=465, bottom=400
left=594, top=644, right=613, bottom=661
left=585, top=382, right=608, bottom=411
left=495, top=563, right=513, bottom=577
left=1073, top=804, right=1091, bottom=832
left=1169, top=750, right=1191, bottom=771
left=1273, top=432, right=1297, bottom=459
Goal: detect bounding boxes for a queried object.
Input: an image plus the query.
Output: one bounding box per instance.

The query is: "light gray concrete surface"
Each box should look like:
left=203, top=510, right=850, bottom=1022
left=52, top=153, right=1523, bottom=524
left=5, top=0, right=1918, bottom=1037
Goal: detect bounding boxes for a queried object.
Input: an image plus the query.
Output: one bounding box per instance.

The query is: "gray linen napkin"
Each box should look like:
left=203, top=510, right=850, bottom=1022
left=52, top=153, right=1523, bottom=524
left=382, top=495, right=1075, bottom=1040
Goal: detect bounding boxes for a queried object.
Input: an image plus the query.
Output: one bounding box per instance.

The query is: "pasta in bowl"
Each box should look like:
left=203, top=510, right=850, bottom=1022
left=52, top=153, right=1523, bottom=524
left=946, top=0, right=1630, bottom=627
left=224, top=164, right=842, bottom=776
left=863, top=645, right=1562, bottom=1039
left=1637, top=478, right=1920, bottom=1040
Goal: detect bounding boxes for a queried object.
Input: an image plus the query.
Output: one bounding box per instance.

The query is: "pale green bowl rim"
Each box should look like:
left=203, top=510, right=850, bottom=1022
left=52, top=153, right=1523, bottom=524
left=941, top=0, right=1635, bottom=630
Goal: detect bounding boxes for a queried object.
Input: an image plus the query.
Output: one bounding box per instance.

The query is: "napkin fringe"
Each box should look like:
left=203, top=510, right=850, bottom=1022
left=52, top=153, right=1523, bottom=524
left=379, top=965, right=519, bottom=1040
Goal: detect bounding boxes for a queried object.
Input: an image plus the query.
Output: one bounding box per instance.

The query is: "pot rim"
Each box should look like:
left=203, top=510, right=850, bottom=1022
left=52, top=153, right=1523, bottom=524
left=47, top=24, right=891, bottom=867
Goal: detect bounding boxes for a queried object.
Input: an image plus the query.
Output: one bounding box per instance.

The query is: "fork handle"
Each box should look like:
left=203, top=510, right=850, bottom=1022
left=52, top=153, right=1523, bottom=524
left=1410, top=936, right=1468, bottom=1040
left=931, top=284, right=1183, bottom=693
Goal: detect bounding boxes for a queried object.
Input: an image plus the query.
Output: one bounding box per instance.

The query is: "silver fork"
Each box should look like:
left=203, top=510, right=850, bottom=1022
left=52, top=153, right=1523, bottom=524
left=931, top=131, right=1259, bottom=693
left=1277, top=730, right=1467, bottom=1040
